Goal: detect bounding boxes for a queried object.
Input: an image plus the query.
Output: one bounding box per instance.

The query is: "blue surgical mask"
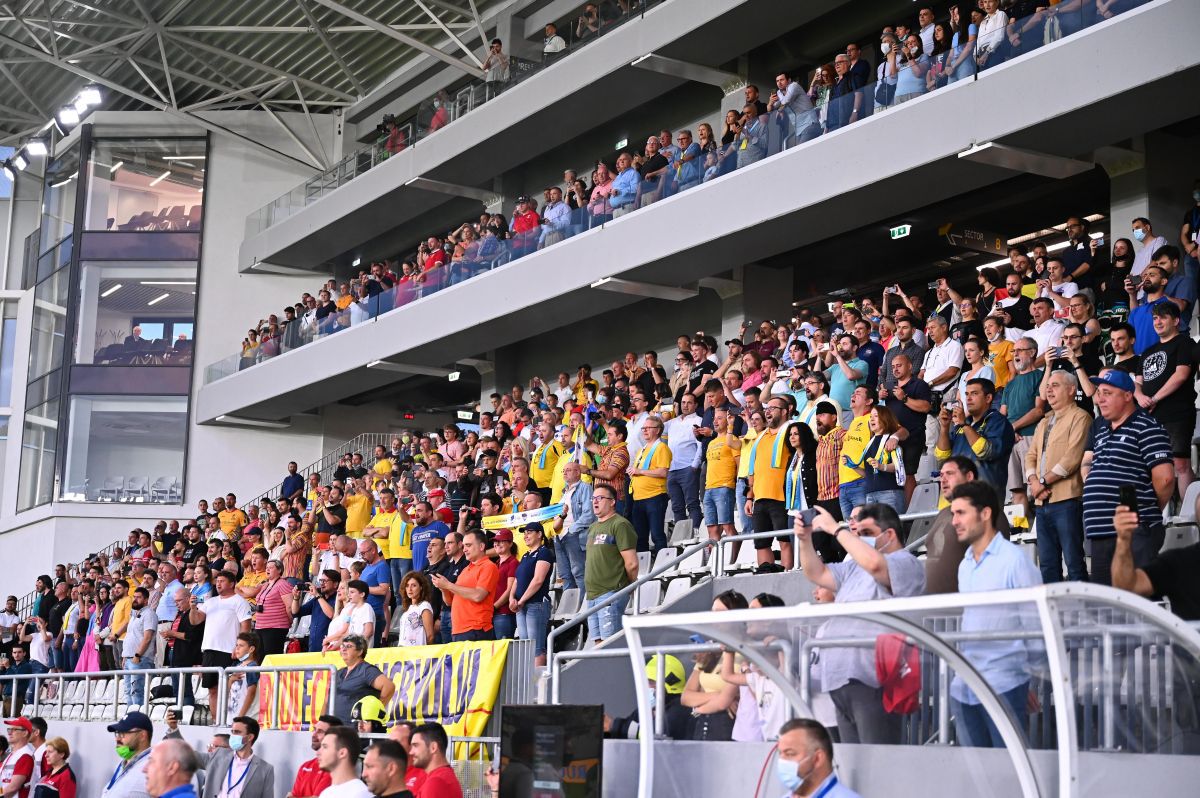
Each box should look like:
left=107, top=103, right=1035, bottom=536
left=775, top=756, right=805, bottom=792
left=1132, top=228, right=1146, bottom=242
left=229, top=734, right=245, bottom=752
left=647, top=692, right=657, bottom=710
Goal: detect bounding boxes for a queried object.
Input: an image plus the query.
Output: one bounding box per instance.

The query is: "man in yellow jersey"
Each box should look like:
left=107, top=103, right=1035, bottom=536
left=837, top=386, right=875, bottom=520
left=530, top=419, right=564, bottom=505
left=342, top=478, right=373, bottom=538
left=746, top=396, right=792, bottom=568
left=703, top=406, right=741, bottom=554
left=627, top=416, right=671, bottom=552
left=362, top=487, right=412, bottom=604
left=371, top=444, right=394, bottom=482
left=217, top=493, right=248, bottom=536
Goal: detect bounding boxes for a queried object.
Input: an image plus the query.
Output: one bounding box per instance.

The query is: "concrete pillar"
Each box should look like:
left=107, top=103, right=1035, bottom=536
left=1103, top=131, right=1200, bottom=254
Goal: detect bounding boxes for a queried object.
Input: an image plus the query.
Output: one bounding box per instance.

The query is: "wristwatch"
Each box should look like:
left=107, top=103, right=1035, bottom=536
left=833, top=522, right=851, bottom=535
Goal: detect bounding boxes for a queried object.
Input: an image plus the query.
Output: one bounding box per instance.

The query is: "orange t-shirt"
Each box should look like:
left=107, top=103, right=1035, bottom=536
left=451, top=558, right=500, bottom=634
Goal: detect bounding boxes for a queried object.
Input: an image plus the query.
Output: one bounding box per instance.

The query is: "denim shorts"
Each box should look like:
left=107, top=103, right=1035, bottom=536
left=702, top=486, right=735, bottom=526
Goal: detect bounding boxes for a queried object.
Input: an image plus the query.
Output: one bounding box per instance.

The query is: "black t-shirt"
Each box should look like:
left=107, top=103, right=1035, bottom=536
left=1143, top=544, right=1200, bottom=620
left=636, top=366, right=664, bottom=399
left=316, top=502, right=348, bottom=536
left=950, top=319, right=985, bottom=345
left=885, top=377, right=932, bottom=438
left=180, top=540, right=204, bottom=565
left=1000, top=296, right=1033, bottom=331
left=1111, top=355, right=1141, bottom=375
left=47, top=598, right=71, bottom=635
left=423, top=558, right=453, bottom=618
left=686, top=359, right=717, bottom=395
left=639, top=152, right=668, bottom=182
left=1141, top=335, right=1196, bottom=424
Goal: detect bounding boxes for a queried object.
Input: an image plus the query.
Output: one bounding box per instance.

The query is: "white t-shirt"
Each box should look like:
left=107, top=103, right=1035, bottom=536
left=340, top=604, right=375, bottom=638
left=197, top=594, right=253, bottom=653
left=746, top=671, right=790, bottom=742
left=27, top=629, right=50, bottom=668
left=0, top=612, right=19, bottom=644
left=319, top=779, right=373, bottom=798
left=396, top=601, right=432, bottom=646
left=920, top=337, right=964, bottom=389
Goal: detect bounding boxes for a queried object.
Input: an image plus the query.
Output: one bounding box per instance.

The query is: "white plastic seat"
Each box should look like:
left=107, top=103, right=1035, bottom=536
left=551, top=588, right=580, bottom=621
left=633, top=581, right=661, bottom=614
left=660, top=577, right=692, bottom=607
left=672, top=547, right=708, bottom=577
left=1161, top=525, right=1199, bottom=553
left=669, top=519, right=695, bottom=545
left=651, top=548, right=677, bottom=572
left=906, top=482, right=939, bottom=514
left=915, top=454, right=937, bottom=483
left=181, top=706, right=195, bottom=725
left=150, top=705, right=167, bottom=721
left=68, top=704, right=84, bottom=721
left=636, top=551, right=652, bottom=576
left=1166, top=482, right=1200, bottom=525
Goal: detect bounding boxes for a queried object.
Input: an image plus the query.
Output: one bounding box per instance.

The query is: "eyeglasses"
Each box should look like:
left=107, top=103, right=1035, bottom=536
left=593, top=496, right=615, bottom=502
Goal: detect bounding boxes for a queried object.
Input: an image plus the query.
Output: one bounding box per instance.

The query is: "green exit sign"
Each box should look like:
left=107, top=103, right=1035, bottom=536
left=890, top=224, right=911, bottom=240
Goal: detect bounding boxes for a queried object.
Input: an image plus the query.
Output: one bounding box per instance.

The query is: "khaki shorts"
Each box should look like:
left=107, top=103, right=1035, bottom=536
left=1007, top=435, right=1032, bottom=494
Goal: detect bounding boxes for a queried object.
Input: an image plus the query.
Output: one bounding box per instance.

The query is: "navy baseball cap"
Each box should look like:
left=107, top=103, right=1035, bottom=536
left=107, top=711, right=153, bottom=734
left=1090, top=370, right=1135, bottom=393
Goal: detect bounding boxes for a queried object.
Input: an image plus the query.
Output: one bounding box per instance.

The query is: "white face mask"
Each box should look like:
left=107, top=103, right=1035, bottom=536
left=880, top=42, right=891, bottom=55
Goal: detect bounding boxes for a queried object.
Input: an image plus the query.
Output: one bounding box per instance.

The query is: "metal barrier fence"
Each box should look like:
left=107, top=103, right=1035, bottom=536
left=239, top=431, right=395, bottom=511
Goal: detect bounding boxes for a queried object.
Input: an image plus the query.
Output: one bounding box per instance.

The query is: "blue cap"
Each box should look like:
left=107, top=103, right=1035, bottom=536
left=107, top=711, right=153, bottom=734
left=1089, top=370, right=1135, bottom=393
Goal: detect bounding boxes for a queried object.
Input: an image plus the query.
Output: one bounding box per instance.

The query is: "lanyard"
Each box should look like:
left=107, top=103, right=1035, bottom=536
left=812, top=775, right=839, bottom=798
left=224, top=756, right=251, bottom=795
left=107, top=749, right=151, bottom=790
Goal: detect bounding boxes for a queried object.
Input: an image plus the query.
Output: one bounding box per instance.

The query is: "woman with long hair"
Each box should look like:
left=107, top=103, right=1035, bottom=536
left=394, top=571, right=435, bottom=646
left=947, top=337, right=996, bottom=407
left=861, top=406, right=907, bottom=513
left=190, top=563, right=214, bottom=601
left=782, top=422, right=819, bottom=528
left=681, top=646, right=738, bottom=741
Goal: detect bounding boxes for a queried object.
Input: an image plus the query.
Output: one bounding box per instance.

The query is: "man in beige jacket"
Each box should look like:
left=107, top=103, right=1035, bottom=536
left=1025, top=370, right=1092, bottom=582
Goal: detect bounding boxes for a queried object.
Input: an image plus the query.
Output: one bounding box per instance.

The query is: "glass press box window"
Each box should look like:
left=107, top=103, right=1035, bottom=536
left=39, top=146, right=79, bottom=254
left=59, top=395, right=187, bottom=503
left=74, top=260, right=197, bottom=366
left=18, top=396, right=58, bottom=512
left=28, top=265, right=70, bottom=382
left=85, top=139, right=205, bottom=232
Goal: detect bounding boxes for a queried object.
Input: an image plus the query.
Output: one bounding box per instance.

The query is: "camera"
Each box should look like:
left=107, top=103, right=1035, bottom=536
left=927, top=281, right=941, bottom=290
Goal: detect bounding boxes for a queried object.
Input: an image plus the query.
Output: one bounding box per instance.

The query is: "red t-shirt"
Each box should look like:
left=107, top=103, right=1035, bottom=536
left=38, top=765, right=75, bottom=798
left=290, top=756, right=331, bottom=797
left=406, top=766, right=427, bottom=794
left=512, top=211, right=540, bottom=234
left=494, top=557, right=518, bottom=616
left=424, top=249, right=447, bottom=272
left=417, top=765, right=462, bottom=798
left=0, top=747, right=34, bottom=798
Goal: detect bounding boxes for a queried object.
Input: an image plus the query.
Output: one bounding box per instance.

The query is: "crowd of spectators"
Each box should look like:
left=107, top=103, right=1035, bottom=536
left=13, top=194, right=1200, bottom=753
left=229, top=1, right=1155, bottom=372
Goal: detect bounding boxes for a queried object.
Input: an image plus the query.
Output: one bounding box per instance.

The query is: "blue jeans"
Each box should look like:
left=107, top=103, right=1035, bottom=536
left=388, top=558, right=413, bottom=605
left=492, top=613, right=516, bottom=640
left=1035, top=498, right=1088, bottom=583
left=516, top=598, right=552, bottom=657
left=865, top=488, right=906, bottom=515
left=632, top=494, right=668, bottom=552
left=735, top=478, right=752, bottom=534
left=953, top=682, right=1030, bottom=748
left=439, top=607, right=453, bottom=644
left=553, top=531, right=587, bottom=591
left=667, top=468, right=702, bottom=527
left=123, top=657, right=153, bottom=708
left=452, top=629, right=495, bottom=642
left=703, top=486, right=735, bottom=527
left=839, top=480, right=866, bottom=520
left=585, top=590, right=628, bottom=643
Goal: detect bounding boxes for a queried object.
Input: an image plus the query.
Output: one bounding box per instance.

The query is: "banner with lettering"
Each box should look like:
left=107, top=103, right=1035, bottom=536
left=258, top=639, right=510, bottom=734
left=480, top=503, right=564, bottom=530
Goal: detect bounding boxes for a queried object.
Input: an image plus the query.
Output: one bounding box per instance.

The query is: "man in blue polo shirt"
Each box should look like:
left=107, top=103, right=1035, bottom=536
left=1081, top=369, right=1175, bottom=586
left=409, top=501, right=450, bottom=572
left=1125, top=264, right=1170, bottom=354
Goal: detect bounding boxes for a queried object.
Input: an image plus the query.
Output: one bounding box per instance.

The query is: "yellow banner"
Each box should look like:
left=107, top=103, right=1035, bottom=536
left=258, top=639, right=510, bottom=734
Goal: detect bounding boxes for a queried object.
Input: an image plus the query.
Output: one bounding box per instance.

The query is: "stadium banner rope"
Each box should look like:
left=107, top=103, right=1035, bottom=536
left=481, top=503, right=564, bottom=530
left=259, top=639, right=510, bottom=735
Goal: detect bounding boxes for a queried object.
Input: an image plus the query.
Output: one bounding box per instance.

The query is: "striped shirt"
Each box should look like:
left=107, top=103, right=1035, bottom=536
left=816, top=427, right=846, bottom=501
left=254, top=578, right=293, bottom=629
left=1082, top=409, right=1171, bottom=539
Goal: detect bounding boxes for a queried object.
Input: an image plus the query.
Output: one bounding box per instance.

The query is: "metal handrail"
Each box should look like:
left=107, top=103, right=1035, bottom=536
left=16, top=535, right=127, bottom=616
left=239, top=432, right=394, bottom=511
left=0, top=662, right=343, bottom=727
left=546, top=537, right=715, bottom=657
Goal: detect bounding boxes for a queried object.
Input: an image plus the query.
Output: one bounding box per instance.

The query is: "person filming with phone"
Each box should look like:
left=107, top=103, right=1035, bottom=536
left=935, top=377, right=1015, bottom=494
left=795, top=503, right=924, bottom=744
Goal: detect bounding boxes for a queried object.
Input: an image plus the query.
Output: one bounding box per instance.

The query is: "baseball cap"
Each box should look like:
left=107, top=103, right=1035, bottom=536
left=516, top=195, right=530, bottom=204
left=107, top=711, right=153, bottom=734
left=480, top=449, right=498, bottom=459
left=815, top=401, right=838, bottom=416
left=522, top=522, right=545, bottom=534
left=428, top=489, right=445, bottom=500
left=724, top=338, right=743, bottom=346
left=493, top=529, right=514, bottom=542
left=4, top=718, right=32, bottom=733
left=1090, top=370, right=1135, bottom=393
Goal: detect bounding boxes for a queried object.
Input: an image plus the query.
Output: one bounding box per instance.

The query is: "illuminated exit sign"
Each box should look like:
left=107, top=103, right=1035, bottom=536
left=890, top=224, right=911, bottom=240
